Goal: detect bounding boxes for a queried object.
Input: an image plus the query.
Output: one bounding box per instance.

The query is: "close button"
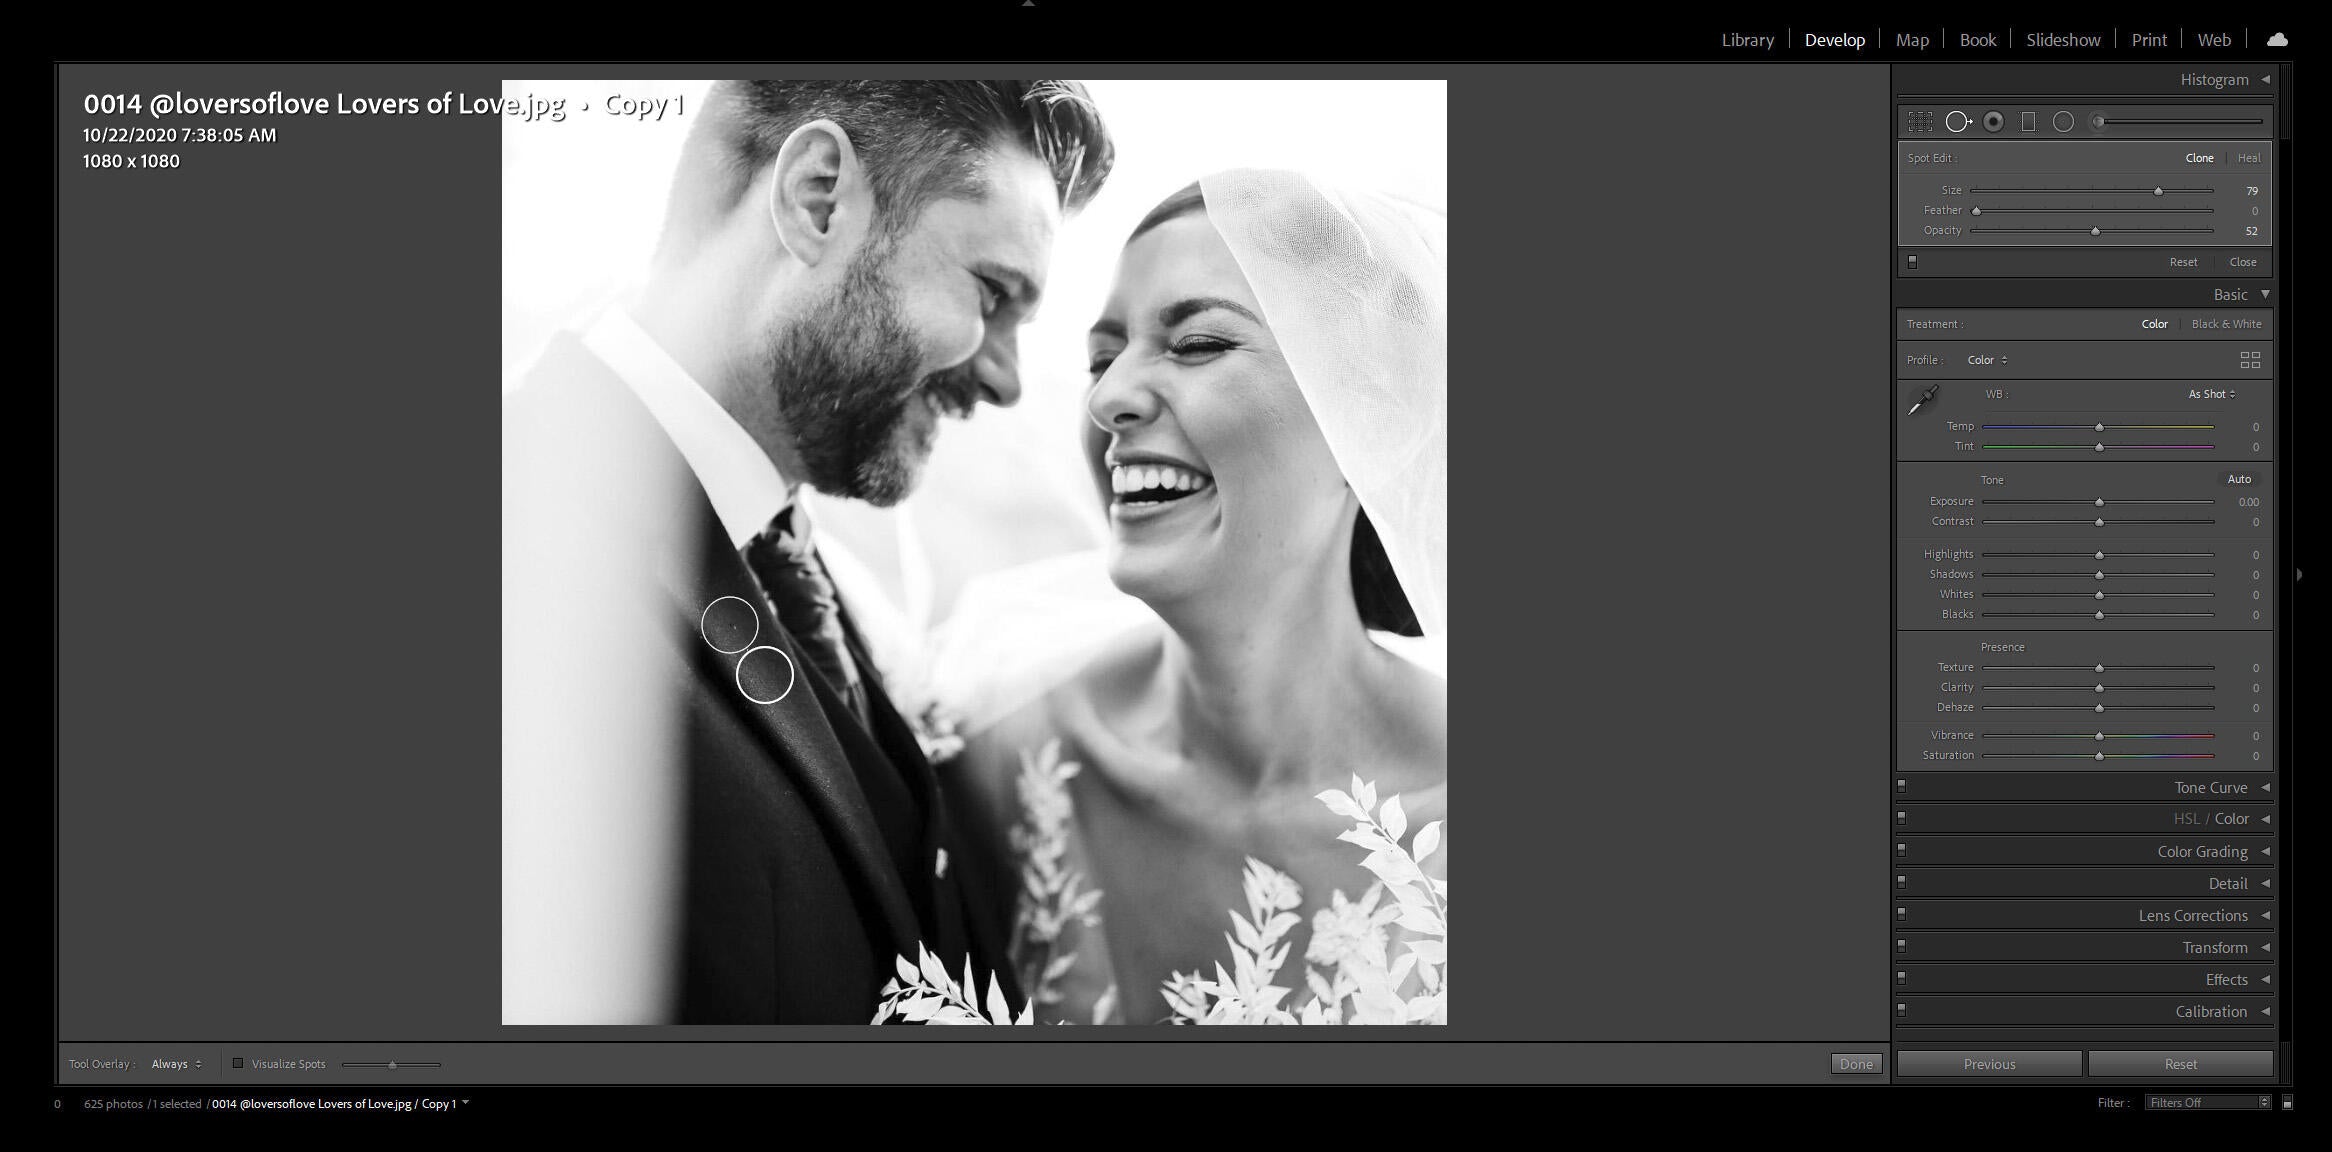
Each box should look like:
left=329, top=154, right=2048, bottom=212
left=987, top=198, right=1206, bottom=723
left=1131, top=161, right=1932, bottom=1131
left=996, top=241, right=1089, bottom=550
left=1833, top=1052, right=1885, bottom=1075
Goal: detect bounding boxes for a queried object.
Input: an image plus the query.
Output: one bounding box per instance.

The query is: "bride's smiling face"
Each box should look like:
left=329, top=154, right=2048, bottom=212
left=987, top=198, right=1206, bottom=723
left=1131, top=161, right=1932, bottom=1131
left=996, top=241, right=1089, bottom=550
left=1085, top=210, right=1351, bottom=611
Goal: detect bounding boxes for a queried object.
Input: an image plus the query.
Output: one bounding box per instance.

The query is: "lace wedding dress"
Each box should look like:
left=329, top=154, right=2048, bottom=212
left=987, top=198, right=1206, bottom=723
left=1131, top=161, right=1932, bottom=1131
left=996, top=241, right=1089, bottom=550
left=876, top=739, right=1445, bottom=1026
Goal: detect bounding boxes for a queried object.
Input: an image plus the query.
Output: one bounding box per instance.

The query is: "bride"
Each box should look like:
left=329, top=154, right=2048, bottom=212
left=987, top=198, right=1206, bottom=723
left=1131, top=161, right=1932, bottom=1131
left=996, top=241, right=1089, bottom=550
left=913, top=171, right=1446, bottom=1025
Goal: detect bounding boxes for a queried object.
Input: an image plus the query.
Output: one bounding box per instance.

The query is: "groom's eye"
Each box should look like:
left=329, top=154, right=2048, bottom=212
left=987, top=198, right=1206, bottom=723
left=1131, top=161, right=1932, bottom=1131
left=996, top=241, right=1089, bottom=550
left=979, top=274, right=1026, bottom=319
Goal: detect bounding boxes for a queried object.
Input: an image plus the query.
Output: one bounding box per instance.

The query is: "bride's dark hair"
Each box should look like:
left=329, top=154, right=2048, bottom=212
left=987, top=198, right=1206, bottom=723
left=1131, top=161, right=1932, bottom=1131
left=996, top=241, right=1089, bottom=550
left=1122, top=183, right=1422, bottom=638
left=1349, top=508, right=1421, bottom=637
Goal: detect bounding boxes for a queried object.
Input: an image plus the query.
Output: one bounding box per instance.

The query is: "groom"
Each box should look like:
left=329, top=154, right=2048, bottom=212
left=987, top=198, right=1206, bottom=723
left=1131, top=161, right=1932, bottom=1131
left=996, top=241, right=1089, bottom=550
left=505, top=80, right=1113, bottom=1022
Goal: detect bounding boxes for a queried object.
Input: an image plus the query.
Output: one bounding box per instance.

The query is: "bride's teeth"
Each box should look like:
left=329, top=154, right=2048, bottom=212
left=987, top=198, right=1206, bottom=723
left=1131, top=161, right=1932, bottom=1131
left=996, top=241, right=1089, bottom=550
left=1107, top=461, right=1216, bottom=499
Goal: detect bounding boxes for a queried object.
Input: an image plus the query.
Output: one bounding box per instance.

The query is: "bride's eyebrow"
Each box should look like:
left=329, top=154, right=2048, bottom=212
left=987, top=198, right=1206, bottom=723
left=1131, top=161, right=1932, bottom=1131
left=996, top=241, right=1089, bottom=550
left=1158, top=296, right=1261, bottom=328
left=1088, top=317, right=1127, bottom=341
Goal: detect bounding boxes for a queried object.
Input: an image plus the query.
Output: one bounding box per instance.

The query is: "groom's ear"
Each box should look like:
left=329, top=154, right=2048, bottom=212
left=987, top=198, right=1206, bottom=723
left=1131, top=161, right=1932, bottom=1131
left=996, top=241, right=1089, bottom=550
left=768, top=118, right=868, bottom=269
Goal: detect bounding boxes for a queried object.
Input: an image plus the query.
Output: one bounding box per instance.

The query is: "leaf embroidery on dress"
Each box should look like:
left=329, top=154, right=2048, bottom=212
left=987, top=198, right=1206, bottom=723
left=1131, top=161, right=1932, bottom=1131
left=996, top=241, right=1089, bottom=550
left=1006, top=739, right=1114, bottom=1019
left=871, top=943, right=1033, bottom=1025
left=876, top=751, right=1444, bottom=1026
left=1163, top=775, right=1447, bottom=1025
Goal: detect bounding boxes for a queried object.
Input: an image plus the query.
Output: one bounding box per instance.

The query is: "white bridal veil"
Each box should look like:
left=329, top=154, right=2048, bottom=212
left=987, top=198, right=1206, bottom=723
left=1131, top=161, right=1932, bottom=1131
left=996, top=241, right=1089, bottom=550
left=1201, top=169, right=1448, bottom=645
left=917, top=170, right=1447, bottom=734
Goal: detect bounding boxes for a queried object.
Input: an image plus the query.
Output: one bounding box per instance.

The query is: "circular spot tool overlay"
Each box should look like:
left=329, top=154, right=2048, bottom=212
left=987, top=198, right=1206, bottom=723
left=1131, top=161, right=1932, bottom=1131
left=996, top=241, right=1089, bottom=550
left=736, top=646, right=796, bottom=705
left=699, top=595, right=760, bottom=654
left=700, top=595, right=793, bottom=704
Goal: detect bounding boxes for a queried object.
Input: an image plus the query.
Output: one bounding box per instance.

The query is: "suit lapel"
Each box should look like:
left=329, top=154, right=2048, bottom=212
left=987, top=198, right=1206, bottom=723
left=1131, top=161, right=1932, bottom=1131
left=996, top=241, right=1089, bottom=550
left=681, top=515, right=923, bottom=955
left=834, top=605, right=933, bottom=802
left=529, top=336, right=923, bottom=957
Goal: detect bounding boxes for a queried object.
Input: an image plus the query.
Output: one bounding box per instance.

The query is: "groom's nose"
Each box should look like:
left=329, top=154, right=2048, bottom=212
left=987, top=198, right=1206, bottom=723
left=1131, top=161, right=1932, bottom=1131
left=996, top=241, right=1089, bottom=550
left=964, top=325, right=1023, bottom=408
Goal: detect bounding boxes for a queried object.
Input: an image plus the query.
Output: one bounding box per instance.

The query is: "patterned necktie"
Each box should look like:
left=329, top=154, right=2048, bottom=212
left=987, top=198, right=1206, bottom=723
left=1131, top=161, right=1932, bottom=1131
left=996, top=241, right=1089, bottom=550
left=742, top=505, right=868, bottom=726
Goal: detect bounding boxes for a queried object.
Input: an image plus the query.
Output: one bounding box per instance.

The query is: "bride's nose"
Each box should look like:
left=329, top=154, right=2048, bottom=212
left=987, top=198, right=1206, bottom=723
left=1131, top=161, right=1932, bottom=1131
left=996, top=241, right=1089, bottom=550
left=1085, top=357, right=1161, bottom=431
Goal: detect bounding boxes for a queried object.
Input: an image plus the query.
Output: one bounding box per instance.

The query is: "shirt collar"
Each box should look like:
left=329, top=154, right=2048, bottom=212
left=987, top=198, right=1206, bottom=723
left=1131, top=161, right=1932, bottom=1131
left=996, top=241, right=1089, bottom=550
left=581, top=304, right=794, bottom=551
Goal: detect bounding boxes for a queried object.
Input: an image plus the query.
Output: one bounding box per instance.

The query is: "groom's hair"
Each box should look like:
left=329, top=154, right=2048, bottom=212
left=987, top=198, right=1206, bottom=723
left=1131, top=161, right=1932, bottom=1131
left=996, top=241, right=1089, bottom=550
left=655, top=80, right=1113, bottom=261
left=1128, top=181, right=1423, bottom=639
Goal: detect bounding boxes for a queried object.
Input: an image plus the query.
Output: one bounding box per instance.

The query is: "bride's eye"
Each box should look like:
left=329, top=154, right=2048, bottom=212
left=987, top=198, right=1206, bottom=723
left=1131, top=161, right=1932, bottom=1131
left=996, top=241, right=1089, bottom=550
left=1169, top=336, right=1234, bottom=360
left=1086, top=352, right=1118, bottom=377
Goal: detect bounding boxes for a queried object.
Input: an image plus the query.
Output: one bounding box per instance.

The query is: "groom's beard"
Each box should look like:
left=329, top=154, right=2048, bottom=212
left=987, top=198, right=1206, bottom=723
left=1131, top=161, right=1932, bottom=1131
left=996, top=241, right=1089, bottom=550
left=772, top=241, right=980, bottom=507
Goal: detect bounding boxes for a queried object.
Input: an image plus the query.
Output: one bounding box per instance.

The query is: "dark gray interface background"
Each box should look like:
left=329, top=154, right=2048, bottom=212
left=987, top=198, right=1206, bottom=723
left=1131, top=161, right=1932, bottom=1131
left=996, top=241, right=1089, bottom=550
left=57, top=64, right=1888, bottom=1070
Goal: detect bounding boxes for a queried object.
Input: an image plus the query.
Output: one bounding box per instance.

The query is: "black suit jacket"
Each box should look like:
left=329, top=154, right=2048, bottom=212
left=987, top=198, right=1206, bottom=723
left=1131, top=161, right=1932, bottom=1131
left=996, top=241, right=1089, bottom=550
left=505, top=334, right=1018, bottom=1023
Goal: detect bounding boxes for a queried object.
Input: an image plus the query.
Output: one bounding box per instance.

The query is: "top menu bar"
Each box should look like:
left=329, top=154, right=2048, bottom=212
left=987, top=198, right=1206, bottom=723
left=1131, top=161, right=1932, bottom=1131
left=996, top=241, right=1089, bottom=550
left=466, top=11, right=2298, bottom=63
left=1718, top=27, right=2287, bottom=57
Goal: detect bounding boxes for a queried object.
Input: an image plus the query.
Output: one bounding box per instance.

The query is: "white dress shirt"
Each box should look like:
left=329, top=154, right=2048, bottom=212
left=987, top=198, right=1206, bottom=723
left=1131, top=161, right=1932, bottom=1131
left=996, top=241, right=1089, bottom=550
left=576, top=300, right=936, bottom=712
left=581, top=305, right=793, bottom=551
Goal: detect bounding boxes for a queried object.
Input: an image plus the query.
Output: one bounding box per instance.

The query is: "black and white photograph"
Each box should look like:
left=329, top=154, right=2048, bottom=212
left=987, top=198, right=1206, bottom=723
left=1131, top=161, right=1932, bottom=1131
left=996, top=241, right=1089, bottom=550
left=500, top=79, right=1447, bottom=1025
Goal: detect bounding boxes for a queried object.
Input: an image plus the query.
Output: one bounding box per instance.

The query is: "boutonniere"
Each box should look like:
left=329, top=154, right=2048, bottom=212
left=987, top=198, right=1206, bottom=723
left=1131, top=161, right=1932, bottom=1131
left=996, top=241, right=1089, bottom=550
left=905, top=697, right=966, bottom=765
